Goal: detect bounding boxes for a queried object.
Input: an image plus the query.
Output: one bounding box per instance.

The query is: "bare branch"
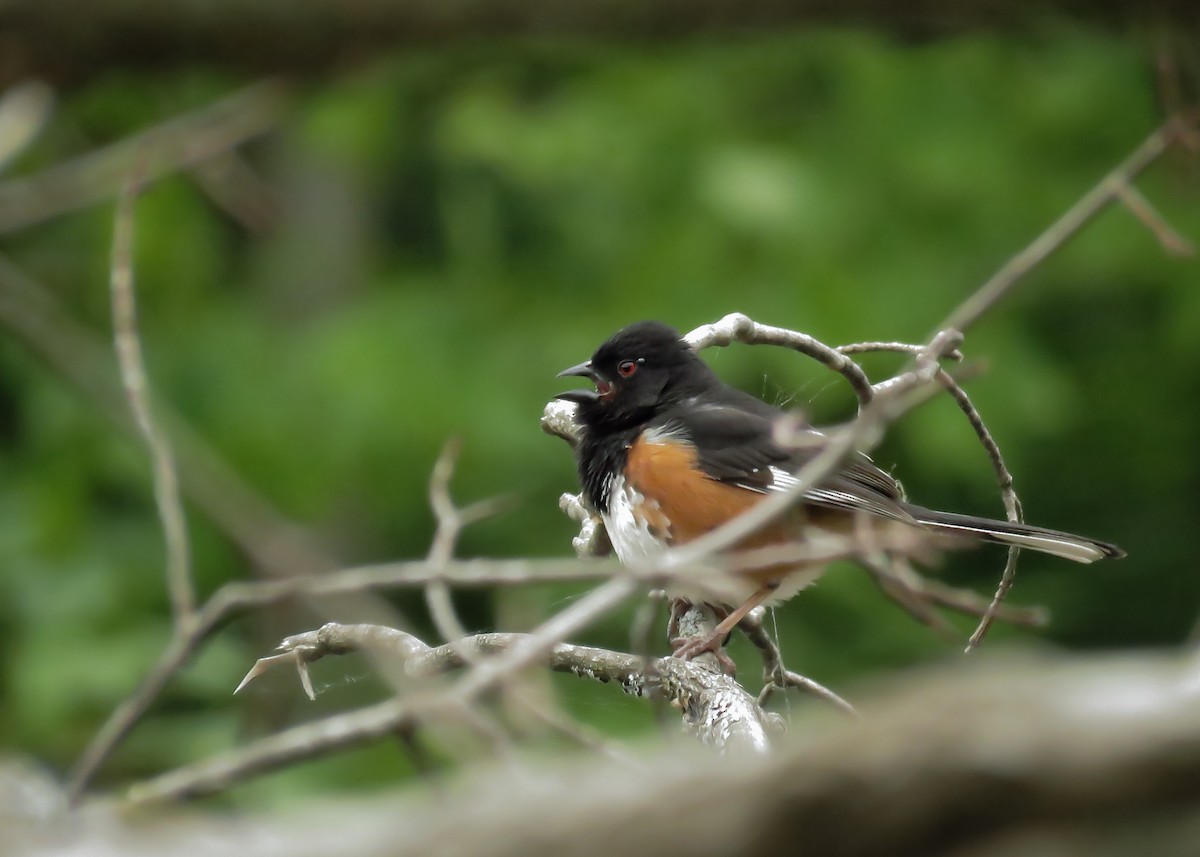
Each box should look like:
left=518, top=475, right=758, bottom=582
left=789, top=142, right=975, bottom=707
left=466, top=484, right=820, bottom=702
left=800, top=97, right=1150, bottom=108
left=685, top=312, right=875, bottom=406
left=836, top=340, right=964, bottom=362
left=25, top=90, right=1189, bottom=810
left=424, top=441, right=572, bottom=755
left=147, top=621, right=771, bottom=803
left=67, top=632, right=199, bottom=801
left=833, top=339, right=1030, bottom=646
left=127, top=696, right=417, bottom=804
left=938, top=113, right=1196, bottom=334
left=738, top=611, right=859, bottom=718
left=110, top=165, right=195, bottom=623
left=186, top=149, right=281, bottom=234
left=921, top=578, right=1048, bottom=628
left=1116, top=182, right=1195, bottom=256
left=68, top=553, right=650, bottom=802
left=425, top=439, right=485, bottom=643
left=940, top=368, right=1027, bottom=651
left=863, top=555, right=960, bottom=637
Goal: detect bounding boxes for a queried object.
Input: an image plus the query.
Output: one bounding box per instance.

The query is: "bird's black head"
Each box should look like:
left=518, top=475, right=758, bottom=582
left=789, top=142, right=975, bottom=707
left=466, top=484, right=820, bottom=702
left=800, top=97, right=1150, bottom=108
left=556, top=321, right=714, bottom=432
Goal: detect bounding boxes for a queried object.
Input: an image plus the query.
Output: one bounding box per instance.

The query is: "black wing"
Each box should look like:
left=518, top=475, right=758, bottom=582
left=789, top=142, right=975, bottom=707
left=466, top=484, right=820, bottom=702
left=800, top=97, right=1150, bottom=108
left=651, top=401, right=911, bottom=521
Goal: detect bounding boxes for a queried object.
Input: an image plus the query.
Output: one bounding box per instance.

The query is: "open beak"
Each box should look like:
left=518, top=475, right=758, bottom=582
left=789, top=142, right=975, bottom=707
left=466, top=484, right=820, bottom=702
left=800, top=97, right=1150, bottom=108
left=556, top=361, right=606, bottom=404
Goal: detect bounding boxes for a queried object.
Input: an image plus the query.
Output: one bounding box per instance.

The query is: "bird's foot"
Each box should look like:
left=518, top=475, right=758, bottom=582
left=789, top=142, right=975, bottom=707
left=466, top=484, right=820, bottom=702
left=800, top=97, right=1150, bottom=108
left=671, top=633, right=737, bottom=677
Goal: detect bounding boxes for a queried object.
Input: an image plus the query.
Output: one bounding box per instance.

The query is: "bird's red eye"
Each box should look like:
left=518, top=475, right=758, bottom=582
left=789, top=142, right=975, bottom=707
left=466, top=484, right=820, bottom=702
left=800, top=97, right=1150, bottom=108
left=617, top=360, right=638, bottom=378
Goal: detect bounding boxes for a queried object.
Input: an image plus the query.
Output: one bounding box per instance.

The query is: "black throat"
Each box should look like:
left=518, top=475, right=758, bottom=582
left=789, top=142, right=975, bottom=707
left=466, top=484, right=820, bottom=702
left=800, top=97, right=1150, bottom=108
left=575, top=428, right=640, bottom=514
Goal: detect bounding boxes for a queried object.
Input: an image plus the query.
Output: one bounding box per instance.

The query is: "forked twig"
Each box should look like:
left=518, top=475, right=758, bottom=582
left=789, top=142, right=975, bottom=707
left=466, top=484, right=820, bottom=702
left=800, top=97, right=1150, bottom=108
left=938, top=113, right=1195, bottom=334
left=738, top=611, right=858, bottom=718
left=424, top=441, right=609, bottom=756
left=1115, top=183, right=1195, bottom=256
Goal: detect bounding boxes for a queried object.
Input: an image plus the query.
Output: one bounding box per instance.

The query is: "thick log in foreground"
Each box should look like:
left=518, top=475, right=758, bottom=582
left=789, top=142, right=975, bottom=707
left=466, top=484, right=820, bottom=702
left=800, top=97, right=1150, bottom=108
left=12, top=649, right=1200, bottom=857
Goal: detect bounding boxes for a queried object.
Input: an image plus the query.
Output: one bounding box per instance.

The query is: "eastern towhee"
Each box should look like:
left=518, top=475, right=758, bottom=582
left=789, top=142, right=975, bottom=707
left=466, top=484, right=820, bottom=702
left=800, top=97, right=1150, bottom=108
left=557, top=321, right=1123, bottom=663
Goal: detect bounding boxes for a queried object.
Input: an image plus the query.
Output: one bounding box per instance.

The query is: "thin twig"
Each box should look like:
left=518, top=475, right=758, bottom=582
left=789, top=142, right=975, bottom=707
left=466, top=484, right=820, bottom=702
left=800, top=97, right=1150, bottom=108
left=424, top=441, right=560, bottom=756
left=207, top=557, right=618, bottom=611
left=1115, top=183, right=1195, bottom=256
left=67, top=633, right=198, bottom=800
left=862, top=555, right=959, bottom=638
left=240, top=621, right=644, bottom=769
left=187, top=149, right=281, bottom=234
left=425, top=439, right=486, bottom=644
left=69, top=167, right=210, bottom=803
left=72, top=552, right=644, bottom=800
left=686, top=312, right=875, bottom=407
left=739, top=612, right=858, bottom=718
left=920, top=579, right=1048, bottom=628
left=0, top=258, right=337, bottom=580
left=111, top=165, right=195, bottom=623
left=2, top=257, right=354, bottom=802
left=938, top=114, right=1194, bottom=334
left=837, top=341, right=964, bottom=362
left=127, top=696, right=418, bottom=804
left=936, top=368, right=1027, bottom=651
left=835, top=339, right=1031, bottom=647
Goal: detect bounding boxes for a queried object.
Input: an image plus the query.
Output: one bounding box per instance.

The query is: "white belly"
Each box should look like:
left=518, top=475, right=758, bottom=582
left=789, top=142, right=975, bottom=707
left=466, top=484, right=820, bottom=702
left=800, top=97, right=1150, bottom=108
left=601, top=474, right=668, bottom=565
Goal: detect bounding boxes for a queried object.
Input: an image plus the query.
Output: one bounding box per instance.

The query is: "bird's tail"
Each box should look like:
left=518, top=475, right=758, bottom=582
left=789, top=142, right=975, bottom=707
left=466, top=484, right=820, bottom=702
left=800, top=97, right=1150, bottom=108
left=906, top=506, right=1125, bottom=564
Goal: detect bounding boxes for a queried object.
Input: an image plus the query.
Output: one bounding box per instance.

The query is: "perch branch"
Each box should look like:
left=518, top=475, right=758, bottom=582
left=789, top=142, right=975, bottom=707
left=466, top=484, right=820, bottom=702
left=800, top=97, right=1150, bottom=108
left=139, top=620, right=771, bottom=803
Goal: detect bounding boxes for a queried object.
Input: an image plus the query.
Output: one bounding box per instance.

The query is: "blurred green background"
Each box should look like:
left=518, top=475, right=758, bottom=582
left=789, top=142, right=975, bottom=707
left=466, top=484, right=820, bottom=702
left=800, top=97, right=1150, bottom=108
left=1, top=22, right=1197, bottom=803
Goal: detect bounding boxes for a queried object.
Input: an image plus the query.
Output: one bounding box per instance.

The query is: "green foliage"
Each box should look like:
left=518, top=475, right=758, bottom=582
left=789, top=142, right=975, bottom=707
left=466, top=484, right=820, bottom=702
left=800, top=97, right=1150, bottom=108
left=1, top=26, right=1196, bottom=799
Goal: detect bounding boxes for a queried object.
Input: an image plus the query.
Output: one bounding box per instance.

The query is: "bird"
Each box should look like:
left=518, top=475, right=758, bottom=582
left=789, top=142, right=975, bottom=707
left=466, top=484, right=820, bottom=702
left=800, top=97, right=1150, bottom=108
left=556, top=320, right=1124, bottom=666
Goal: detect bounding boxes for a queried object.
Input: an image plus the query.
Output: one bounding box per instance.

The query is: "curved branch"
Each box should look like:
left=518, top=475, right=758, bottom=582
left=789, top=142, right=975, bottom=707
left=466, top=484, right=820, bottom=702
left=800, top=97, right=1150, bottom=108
left=686, top=312, right=875, bottom=406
